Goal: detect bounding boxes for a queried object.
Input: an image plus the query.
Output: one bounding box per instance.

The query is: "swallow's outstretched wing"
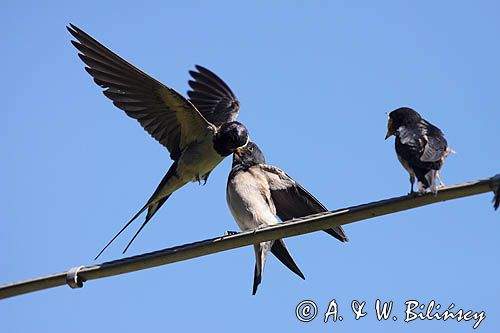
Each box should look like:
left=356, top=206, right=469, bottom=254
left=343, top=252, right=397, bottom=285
left=67, top=24, right=212, bottom=160
left=259, top=164, right=349, bottom=243
left=187, top=65, right=240, bottom=126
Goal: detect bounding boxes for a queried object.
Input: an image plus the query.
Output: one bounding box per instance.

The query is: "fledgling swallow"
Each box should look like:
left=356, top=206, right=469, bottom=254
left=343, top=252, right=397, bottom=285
left=67, top=24, right=249, bottom=258
left=385, top=107, right=454, bottom=194
left=226, top=141, right=348, bottom=294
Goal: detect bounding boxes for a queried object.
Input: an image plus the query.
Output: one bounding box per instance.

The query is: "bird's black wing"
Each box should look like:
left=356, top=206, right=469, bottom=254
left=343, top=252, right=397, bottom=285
left=259, top=164, right=349, bottom=242
left=397, top=126, right=424, bottom=154
left=187, top=65, right=240, bottom=126
left=68, top=24, right=211, bottom=160
left=420, top=122, right=448, bottom=162
left=397, top=122, right=448, bottom=164
left=395, top=125, right=428, bottom=167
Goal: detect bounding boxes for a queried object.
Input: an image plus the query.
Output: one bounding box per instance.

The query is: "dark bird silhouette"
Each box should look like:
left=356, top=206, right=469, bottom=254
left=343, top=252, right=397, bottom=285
left=385, top=107, right=454, bottom=194
left=67, top=24, right=249, bottom=258
left=493, top=184, right=500, bottom=211
left=226, top=141, right=348, bottom=294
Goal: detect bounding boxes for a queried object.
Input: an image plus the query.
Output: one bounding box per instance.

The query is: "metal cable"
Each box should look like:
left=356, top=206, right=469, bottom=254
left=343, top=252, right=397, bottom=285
left=1, top=174, right=498, bottom=300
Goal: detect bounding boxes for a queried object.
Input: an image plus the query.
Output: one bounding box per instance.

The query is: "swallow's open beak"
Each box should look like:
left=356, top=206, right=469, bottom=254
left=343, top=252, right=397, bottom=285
left=385, top=118, right=394, bottom=140
left=235, top=138, right=250, bottom=156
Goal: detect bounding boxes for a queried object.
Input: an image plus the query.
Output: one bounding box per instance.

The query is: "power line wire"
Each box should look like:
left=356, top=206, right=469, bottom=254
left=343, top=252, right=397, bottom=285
left=1, top=174, right=498, bottom=300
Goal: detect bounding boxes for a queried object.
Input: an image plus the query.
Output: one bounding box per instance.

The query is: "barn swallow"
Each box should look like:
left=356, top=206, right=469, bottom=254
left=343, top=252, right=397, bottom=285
left=226, top=141, right=348, bottom=294
left=67, top=24, right=249, bottom=258
left=385, top=107, right=453, bottom=194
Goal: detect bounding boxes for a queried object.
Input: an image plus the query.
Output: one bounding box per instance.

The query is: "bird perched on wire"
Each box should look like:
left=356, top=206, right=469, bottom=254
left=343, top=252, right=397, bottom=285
left=385, top=107, right=454, bottom=195
left=67, top=24, right=249, bottom=258
left=226, top=141, right=348, bottom=294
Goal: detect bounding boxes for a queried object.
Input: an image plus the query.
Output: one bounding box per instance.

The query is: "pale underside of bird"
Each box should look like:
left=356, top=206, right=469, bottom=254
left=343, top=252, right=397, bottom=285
left=67, top=24, right=249, bottom=258
left=227, top=166, right=304, bottom=294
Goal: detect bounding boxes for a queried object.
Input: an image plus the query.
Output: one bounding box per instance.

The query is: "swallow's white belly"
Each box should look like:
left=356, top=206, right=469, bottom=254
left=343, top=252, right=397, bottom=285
left=151, top=136, right=224, bottom=201
left=178, top=137, right=224, bottom=183
left=226, top=170, right=278, bottom=231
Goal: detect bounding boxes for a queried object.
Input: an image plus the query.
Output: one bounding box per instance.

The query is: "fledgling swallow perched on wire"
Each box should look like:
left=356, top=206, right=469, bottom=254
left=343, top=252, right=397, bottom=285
left=67, top=24, right=249, bottom=258
left=385, top=107, right=454, bottom=194
left=226, top=141, right=348, bottom=294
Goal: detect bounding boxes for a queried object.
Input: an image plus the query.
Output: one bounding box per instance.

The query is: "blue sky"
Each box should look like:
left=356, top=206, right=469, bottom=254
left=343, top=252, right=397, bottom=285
left=1, top=1, right=499, bottom=332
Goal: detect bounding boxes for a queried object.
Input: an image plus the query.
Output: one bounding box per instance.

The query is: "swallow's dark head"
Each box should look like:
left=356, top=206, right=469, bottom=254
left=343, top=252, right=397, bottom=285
left=213, top=121, right=249, bottom=157
left=232, top=141, right=265, bottom=168
left=385, top=107, right=422, bottom=139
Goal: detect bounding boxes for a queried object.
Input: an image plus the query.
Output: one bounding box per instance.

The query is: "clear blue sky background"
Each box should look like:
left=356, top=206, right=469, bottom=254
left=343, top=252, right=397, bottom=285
left=1, top=1, right=499, bottom=332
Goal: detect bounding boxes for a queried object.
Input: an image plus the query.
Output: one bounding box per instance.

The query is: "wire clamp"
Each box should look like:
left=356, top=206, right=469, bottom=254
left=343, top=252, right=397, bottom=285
left=66, top=266, right=85, bottom=289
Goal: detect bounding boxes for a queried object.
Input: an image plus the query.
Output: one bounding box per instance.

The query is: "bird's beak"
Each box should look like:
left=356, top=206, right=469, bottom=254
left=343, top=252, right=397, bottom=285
left=235, top=138, right=250, bottom=156
left=385, top=118, right=394, bottom=140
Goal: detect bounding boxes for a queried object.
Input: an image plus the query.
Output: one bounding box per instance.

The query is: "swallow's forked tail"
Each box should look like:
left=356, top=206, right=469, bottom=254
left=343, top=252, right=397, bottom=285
left=93, top=194, right=172, bottom=260
left=94, top=201, right=148, bottom=260
left=251, top=239, right=305, bottom=295
left=121, top=195, right=172, bottom=254
left=94, top=162, right=179, bottom=260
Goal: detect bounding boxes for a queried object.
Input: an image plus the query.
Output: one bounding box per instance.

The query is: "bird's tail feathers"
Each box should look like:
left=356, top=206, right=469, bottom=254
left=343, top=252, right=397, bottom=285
left=121, top=194, right=172, bottom=254
left=271, top=239, right=305, bottom=280
left=94, top=201, right=150, bottom=260
left=252, top=241, right=272, bottom=295
left=94, top=162, right=179, bottom=260
left=323, top=227, right=349, bottom=242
